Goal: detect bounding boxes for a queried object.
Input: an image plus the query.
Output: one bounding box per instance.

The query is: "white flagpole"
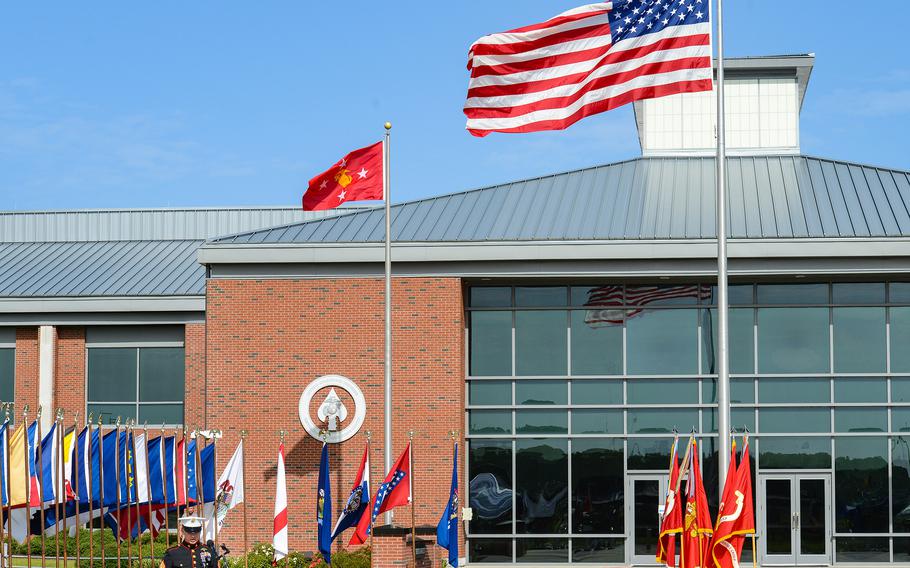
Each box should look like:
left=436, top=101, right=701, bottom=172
left=715, top=0, right=732, bottom=487
left=383, top=121, right=393, bottom=524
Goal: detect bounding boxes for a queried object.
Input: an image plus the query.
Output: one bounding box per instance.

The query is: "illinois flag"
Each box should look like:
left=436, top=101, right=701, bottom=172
left=657, top=437, right=683, bottom=567
left=709, top=437, right=755, bottom=568
left=302, top=141, right=384, bottom=211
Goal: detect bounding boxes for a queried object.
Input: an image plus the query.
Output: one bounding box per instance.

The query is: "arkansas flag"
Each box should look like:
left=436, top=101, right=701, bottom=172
left=709, top=437, right=755, bottom=568
left=681, top=439, right=712, bottom=568
left=334, top=443, right=371, bottom=545
left=657, top=437, right=683, bottom=567
left=303, top=141, right=384, bottom=211
left=367, top=443, right=411, bottom=532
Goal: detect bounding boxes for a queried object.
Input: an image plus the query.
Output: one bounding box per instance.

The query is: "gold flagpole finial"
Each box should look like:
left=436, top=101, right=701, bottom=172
left=4, top=402, right=11, bottom=421
left=384, top=122, right=392, bottom=131
left=115, top=416, right=122, bottom=428
left=240, top=429, right=248, bottom=439
left=87, top=412, right=93, bottom=424
left=365, top=430, right=372, bottom=442
left=56, top=408, right=64, bottom=422
left=73, top=410, right=80, bottom=426
left=97, top=414, right=103, bottom=426
left=278, top=429, right=287, bottom=443
left=36, top=405, right=42, bottom=419
left=407, top=430, right=414, bottom=440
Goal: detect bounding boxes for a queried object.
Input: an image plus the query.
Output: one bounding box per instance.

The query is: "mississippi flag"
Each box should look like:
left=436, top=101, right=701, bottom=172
left=273, top=441, right=289, bottom=562
left=464, top=1, right=712, bottom=136
left=302, top=141, right=384, bottom=211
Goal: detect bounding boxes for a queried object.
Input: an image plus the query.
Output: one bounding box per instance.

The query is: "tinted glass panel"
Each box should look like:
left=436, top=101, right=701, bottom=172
left=628, top=409, right=697, bottom=434
left=572, top=439, right=623, bottom=534
left=759, top=378, right=829, bottom=403
left=759, top=437, right=831, bottom=469
left=892, top=437, right=910, bottom=532
left=470, top=410, right=512, bottom=435
left=516, top=380, right=566, bottom=405
left=469, top=539, right=512, bottom=562
left=892, top=282, right=910, bottom=303
left=515, top=311, right=567, bottom=376
left=633, top=478, right=661, bottom=556
left=572, top=538, right=624, bottom=563
left=628, top=379, right=698, bottom=405
left=764, top=478, right=792, bottom=555
left=730, top=408, right=756, bottom=433
left=626, top=284, right=704, bottom=306
left=627, top=309, right=697, bottom=375
left=470, top=311, right=511, bottom=376
left=471, top=287, right=512, bottom=308
left=835, top=437, right=888, bottom=533
left=834, top=408, right=886, bottom=432
left=628, top=438, right=673, bottom=470
left=732, top=378, right=755, bottom=403
left=701, top=308, right=754, bottom=374
left=469, top=381, right=511, bottom=406
left=757, top=283, right=828, bottom=304
left=88, top=403, right=136, bottom=424
left=706, top=284, right=754, bottom=305
left=138, top=347, right=184, bottom=402
left=468, top=441, right=512, bottom=534
left=835, top=538, right=889, bottom=562
left=834, top=377, right=886, bottom=403
left=87, top=348, right=137, bottom=402
left=572, top=410, right=623, bottom=434
left=516, top=539, right=568, bottom=562
left=894, top=537, right=910, bottom=563
left=757, top=308, right=829, bottom=373
left=894, top=409, right=910, bottom=432
left=760, top=408, right=829, bottom=433
left=892, top=307, right=910, bottom=372
left=138, top=403, right=183, bottom=425
left=570, top=310, right=623, bottom=375
left=572, top=285, right=622, bottom=307
left=515, top=286, right=566, bottom=307
left=516, top=439, right=567, bottom=534
left=833, top=308, right=886, bottom=372
left=516, top=410, right=567, bottom=434
left=833, top=282, right=885, bottom=304
left=894, top=378, right=910, bottom=403
left=0, top=349, right=13, bottom=404
left=571, top=380, right=622, bottom=405
left=799, top=478, right=826, bottom=555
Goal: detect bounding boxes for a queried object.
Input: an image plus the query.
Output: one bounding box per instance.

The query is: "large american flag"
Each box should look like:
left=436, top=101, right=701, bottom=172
left=464, top=0, right=712, bottom=136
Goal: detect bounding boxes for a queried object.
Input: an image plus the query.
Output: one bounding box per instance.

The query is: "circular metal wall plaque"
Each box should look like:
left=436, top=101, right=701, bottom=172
left=298, top=374, right=366, bottom=443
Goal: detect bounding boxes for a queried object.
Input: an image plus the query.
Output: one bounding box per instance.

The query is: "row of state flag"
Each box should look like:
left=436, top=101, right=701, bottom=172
left=658, top=435, right=754, bottom=568
left=0, top=414, right=245, bottom=545
left=273, top=440, right=459, bottom=567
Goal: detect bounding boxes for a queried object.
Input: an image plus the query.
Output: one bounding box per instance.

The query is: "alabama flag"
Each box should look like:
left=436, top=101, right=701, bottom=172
left=273, top=441, right=288, bottom=562
left=302, top=141, right=384, bottom=211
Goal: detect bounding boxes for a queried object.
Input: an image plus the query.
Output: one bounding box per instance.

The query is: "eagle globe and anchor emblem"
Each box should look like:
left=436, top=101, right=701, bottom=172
left=299, top=374, right=367, bottom=444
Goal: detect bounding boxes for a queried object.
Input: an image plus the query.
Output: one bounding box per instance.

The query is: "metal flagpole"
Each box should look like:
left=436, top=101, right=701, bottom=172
left=97, top=415, right=105, bottom=568
left=125, top=422, right=134, bottom=566
left=240, top=430, right=248, bottom=568
left=73, top=412, right=82, bottom=568
left=53, top=410, right=62, bottom=568
left=211, top=430, right=220, bottom=556
left=1, top=404, right=9, bottom=568
left=23, top=406, right=31, bottom=568
left=143, top=423, right=153, bottom=567
left=114, top=417, right=123, bottom=568
left=87, top=414, right=96, bottom=566
left=3, top=404, right=12, bottom=568
left=407, top=431, right=416, bottom=568
left=194, top=430, right=205, bottom=543
left=162, top=424, right=171, bottom=549
left=383, top=121, right=393, bottom=525
left=714, top=0, right=732, bottom=489
left=35, top=407, right=46, bottom=568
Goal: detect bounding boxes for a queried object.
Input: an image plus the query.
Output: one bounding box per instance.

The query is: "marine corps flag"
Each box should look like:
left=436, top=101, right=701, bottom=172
left=709, top=436, right=755, bottom=568
left=302, top=141, right=384, bottom=210
left=681, top=439, right=712, bottom=568
left=657, top=437, right=683, bottom=567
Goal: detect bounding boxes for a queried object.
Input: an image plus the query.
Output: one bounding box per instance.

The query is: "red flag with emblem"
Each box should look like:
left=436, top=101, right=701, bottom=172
left=302, top=141, right=384, bottom=211
left=681, top=439, right=712, bottom=568
left=709, top=437, right=755, bottom=568
left=657, top=437, right=683, bottom=567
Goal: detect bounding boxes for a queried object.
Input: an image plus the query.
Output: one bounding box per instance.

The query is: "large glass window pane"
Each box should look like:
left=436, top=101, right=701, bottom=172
left=701, top=308, right=754, bottom=374
left=627, top=309, right=697, bottom=374
left=893, top=537, right=910, bottom=563
left=835, top=437, right=888, bottom=533
left=468, top=441, right=513, bottom=534
left=894, top=409, right=910, bottom=432
left=516, top=410, right=567, bottom=434
left=835, top=538, right=889, bottom=562
left=88, top=403, right=136, bottom=424
left=516, top=380, right=566, bottom=405
left=628, top=379, right=698, bottom=405
left=758, top=378, right=829, bottom=403
left=470, top=287, right=512, bottom=308
left=759, top=437, right=831, bottom=469
left=730, top=408, right=756, bottom=433
left=833, top=282, right=885, bottom=304
left=469, top=539, right=512, bottom=563
left=892, top=437, right=910, bottom=532
left=626, top=284, right=704, bottom=306
left=757, top=308, right=829, bottom=373
left=470, top=410, right=512, bottom=435
left=757, top=283, right=828, bottom=304
left=572, top=538, right=624, bottom=563
left=571, top=380, right=622, bottom=405
left=834, top=377, right=886, bottom=403
left=572, top=410, right=623, bottom=434
left=139, top=347, right=184, bottom=402
left=704, top=378, right=755, bottom=404
left=760, top=408, right=829, bottom=433
left=0, top=349, right=13, bottom=404
left=138, top=403, right=183, bottom=425
left=516, top=286, right=566, bottom=307
left=572, top=285, right=622, bottom=307
left=470, top=311, right=511, bottom=376
left=706, top=284, right=754, bottom=305
left=570, top=311, right=623, bottom=375
left=572, top=439, right=623, bottom=534
left=87, top=348, right=137, bottom=402
left=469, top=381, right=511, bottom=406
left=833, top=308, right=886, bottom=372
left=516, top=539, right=568, bottom=563
left=892, top=307, right=910, bottom=372
left=515, top=311, right=567, bottom=376
left=834, top=408, right=886, bottom=432
left=628, top=438, right=673, bottom=470
left=628, top=409, right=698, bottom=434
left=516, top=439, right=568, bottom=534
left=894, top=378, right=910, bottom=403
left=892, top=282, right=910, bottom=303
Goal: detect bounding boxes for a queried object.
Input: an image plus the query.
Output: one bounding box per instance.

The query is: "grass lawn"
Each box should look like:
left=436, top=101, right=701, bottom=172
left=9, top=558, right=78, bottom=567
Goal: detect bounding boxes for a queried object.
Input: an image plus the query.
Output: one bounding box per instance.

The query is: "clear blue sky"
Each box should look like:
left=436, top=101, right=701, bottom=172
left=1, top=2, right=908, bottom=210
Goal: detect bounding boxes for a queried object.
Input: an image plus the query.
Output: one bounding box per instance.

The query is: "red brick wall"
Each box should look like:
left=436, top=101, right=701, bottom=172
left=205, top=278, right=465, bottom=566
left=14, top=327, right=39, bottom=417
left=55, top=327, right=85, bottom=420
left=185, top=322, right=206, bottom=429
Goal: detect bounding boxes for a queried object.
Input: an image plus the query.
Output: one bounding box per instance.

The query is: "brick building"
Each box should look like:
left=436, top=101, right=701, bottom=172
left=5, top=55, right=910, bottom=566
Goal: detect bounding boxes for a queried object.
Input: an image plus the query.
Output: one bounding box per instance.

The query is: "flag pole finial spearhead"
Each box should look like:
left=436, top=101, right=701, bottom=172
left=240, top=429, right=248, bottom=439
left=87, top=412, right=93, bottom=424
left=384, top=122, right=392, bottom=131
left=36, top=405, right=42, bottom=418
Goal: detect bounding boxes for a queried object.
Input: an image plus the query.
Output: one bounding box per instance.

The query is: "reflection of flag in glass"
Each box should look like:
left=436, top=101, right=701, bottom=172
left=584, top=285, right=712, bottom=327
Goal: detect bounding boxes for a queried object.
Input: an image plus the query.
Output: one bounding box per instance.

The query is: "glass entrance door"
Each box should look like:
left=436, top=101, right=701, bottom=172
left=628, top=474, right=669, bottom=565
left=759, top=474, right=831, bottom=565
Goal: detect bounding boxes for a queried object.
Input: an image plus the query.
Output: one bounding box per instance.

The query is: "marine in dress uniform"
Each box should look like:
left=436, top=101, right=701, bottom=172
left=160, top=516, right=218, bottom=568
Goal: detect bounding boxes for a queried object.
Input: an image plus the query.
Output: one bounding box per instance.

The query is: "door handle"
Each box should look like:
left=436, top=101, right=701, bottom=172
left=794, top=512, right=800, bottom=530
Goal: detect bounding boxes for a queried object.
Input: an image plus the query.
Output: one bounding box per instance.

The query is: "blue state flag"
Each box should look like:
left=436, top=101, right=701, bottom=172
left=436, top=443, right=459, bottom=567
left=186, top=439, right=197, bottom=504
left=200, top=443, right=215, bottom=503
left=317, top=442, right=332, bottom=564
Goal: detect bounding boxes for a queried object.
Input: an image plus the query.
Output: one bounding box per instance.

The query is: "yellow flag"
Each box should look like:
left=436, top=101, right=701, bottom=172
left=8, top=424, right=28, bottom=507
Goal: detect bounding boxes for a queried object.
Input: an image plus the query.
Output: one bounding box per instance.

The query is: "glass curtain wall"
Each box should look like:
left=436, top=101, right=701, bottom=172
left=466, top=282, right=910, bottom=564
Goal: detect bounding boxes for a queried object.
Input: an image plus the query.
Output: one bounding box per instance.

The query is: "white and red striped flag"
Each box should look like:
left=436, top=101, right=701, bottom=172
left=273, top=442, right=289, bottom=562
left=464, top=1, right=713, bottom=136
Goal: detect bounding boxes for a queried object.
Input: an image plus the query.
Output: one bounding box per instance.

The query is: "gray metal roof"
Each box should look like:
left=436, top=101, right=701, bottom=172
left=0, top=240, right=204, bottom=297
left=0, top=206, right=365, bottom=242
left=206, top=155, right=910, bottom=245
